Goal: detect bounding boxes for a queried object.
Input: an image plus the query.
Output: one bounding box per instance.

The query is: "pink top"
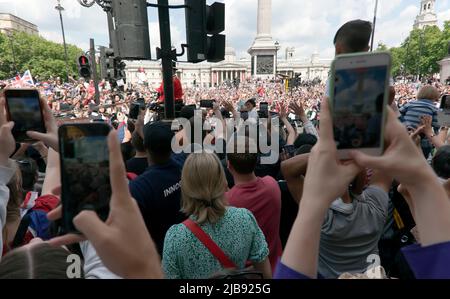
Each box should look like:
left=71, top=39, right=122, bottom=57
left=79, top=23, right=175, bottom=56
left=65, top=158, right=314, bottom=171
left=226, top=176, right=282, bottom=271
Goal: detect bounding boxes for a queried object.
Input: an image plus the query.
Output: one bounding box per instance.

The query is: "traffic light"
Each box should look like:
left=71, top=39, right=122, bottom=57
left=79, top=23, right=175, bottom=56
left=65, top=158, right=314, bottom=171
left=115, top=58, right=127, bottom=82
left=78, top=55, right=91, bottom=79
left=111, top=0, right=151, bottom=60
left=206, top=2, right=225, bottom=62
left=106, top=57, right=115, bottom=79
left=185, top=0, right=225, bottom=63
left=99, top=46, right=114, bottom=79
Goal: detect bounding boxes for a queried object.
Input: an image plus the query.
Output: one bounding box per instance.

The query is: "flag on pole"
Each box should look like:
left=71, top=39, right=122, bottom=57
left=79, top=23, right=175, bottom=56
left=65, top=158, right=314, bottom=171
left=21, top=70, right=35, bottom=86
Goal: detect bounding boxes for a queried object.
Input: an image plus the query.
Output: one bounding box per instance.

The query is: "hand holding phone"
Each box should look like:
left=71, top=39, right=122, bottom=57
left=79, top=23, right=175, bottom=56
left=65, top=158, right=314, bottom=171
left=4, top=89, right=46, bottom=143
left=440, top=95, right=450, bottom=110
left=438, top=94, right=450, bottom=127
left=329, top=52, right=391, bottom=159
left=48, top=129, right=164, bottom=278
left=129, top=98, right=146, bottom=120
left=59, top=123, right=112, bottom=233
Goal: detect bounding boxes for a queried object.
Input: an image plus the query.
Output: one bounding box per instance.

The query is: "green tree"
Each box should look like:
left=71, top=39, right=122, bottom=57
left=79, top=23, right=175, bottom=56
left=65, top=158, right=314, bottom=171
left=0, top=31, right=83, bottom=81
left=376, top=42, right=388, bottom=51
left=385, top=24, right=448, bottom=78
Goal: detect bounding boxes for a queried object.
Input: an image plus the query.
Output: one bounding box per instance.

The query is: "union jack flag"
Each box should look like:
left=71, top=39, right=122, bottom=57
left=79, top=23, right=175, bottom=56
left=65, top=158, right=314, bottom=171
left=21, top=70, right=35, bottom=86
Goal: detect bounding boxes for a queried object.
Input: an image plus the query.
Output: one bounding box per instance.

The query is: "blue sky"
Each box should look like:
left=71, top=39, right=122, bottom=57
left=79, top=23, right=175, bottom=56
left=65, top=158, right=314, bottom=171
left=0, top=0, right=449, bottom=60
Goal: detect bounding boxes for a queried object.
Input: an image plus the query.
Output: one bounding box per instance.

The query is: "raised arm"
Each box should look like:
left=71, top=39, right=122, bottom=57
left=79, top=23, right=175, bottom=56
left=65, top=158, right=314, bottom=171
left=351, top=108, right=450, bottom=248
left=421, top=115, right=445, bottom=149
left=223, top=100, right=240, bottom=123
left=279, top=102, right=297, bottom=145
left=368, top=169, right=393, bottom=194
left=41, top=149, right=61, bottom=196
left=280, top=154, right=309, bottom=203
left=277, top=100, right=360, bottom=279
left=213, top=102, right=226, bottom=140
left=289, top=100, right=318, bottom=137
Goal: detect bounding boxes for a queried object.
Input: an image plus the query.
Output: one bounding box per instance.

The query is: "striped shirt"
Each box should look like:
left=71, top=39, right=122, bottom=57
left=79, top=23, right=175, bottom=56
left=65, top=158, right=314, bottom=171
left=399, top=99, right=439, bottom=130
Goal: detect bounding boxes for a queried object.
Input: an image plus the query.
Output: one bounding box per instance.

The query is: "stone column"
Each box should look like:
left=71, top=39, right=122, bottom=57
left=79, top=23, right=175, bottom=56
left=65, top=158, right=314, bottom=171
left=439, top=57, right=450, bottom=84
left=257, top=0, right=272, bottom=37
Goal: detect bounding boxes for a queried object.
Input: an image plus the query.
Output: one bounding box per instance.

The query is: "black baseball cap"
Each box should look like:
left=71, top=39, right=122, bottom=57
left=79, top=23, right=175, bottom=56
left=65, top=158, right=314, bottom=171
left=143, top=121, right=174, bottom=155
left=180, top=105, right=196, bottom=120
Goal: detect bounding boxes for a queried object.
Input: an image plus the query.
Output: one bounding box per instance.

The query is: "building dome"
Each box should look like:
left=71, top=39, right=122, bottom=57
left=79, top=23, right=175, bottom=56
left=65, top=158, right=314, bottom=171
left=224, top=46, right=237, bottom=62
left=225, top=46, right=236, bottom=56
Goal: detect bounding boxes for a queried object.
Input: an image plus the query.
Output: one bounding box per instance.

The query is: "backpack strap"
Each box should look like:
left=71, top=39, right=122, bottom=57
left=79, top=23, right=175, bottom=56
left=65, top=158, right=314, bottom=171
left=183, top=219, right=237, bottom=269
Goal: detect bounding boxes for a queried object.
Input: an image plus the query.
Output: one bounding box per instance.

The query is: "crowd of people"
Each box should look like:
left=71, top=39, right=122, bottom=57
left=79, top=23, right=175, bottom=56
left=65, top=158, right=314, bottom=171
left=0, top=19, right=449, bottom=280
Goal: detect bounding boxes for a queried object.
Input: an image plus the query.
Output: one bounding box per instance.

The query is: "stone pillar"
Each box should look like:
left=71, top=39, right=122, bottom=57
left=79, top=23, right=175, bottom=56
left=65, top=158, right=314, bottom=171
left=257, top=0, right=271, bottom=37
left=439, top=57, right=450, bottom=84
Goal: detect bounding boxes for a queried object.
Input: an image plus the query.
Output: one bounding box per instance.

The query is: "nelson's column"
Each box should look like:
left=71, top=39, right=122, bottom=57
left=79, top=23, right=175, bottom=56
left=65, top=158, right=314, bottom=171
left=248, top=0, right=278, bottom=78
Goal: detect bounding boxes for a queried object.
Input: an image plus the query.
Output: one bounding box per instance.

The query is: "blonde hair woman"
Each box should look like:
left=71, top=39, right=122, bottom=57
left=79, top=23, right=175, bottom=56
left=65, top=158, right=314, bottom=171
left=162, top=152, right=272, bottom=279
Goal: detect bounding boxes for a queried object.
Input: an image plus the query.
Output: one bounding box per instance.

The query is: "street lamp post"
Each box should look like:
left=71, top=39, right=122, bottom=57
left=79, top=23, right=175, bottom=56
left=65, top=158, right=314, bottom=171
left=55, top=0, right=70, bottom=82
left=417, top=30, right=424, bottom=82
left=275, top=41, right=280, bottom=78
left=370, top=0, right=379, bottom=52
left=4, top=29, right=18, bottom=77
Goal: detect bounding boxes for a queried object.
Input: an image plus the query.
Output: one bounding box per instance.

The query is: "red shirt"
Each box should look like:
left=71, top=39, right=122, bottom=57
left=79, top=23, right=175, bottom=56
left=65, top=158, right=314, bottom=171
left=157, top=76, right=183, bottom=103
left=226, top=176, right=282, bottom=271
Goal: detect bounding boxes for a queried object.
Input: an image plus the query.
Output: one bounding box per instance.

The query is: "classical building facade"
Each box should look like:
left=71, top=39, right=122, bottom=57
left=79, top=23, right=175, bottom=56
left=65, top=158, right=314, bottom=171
left=413, top=0, right=438, bottom=29
left=0, top=13, right=39, bottom=35
left=125, top=0, right=331, bottom=88
left=125, top=47, right=331, bottom=89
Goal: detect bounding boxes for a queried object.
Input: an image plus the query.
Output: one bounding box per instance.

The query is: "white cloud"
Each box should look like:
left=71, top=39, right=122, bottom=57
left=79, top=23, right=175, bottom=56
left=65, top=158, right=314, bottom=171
left=0, top=0, right=448, bottom=61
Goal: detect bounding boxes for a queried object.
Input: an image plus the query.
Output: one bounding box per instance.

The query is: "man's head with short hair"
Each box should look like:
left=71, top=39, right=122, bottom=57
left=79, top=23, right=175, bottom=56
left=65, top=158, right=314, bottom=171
left=180, top=105, right=196, bottom=120
left=227, top=137, right=258, bottom=175
left=334, top=20, right=372, bottom=54
left=143, top=121, right=174, bottom=164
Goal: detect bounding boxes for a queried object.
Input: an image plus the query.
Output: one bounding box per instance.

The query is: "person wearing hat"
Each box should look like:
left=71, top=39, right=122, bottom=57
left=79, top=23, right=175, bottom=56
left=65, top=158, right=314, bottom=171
left=129, top=121, right=187, bottom=255
left=156, top=63, right=184, bottom=104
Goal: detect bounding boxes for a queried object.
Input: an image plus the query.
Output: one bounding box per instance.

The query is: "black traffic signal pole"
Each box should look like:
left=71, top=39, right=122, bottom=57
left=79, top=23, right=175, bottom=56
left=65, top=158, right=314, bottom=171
left=157, top=0, right=175, bottom=120
left=107, top=11, right=117, bottom=51
left=90, top=38, right=101, bottom=105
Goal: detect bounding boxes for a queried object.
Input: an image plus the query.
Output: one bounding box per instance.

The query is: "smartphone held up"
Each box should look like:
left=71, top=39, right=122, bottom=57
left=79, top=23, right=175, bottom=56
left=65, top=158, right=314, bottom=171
left=58, top=123, right=112, bottom=233
left=329, top=52, right=392, bottom=160
left=4, top=89, right=46, bottom=143
left=438, top=94, right=450, bottom=127
left=200, top=99, right=215, bottom=109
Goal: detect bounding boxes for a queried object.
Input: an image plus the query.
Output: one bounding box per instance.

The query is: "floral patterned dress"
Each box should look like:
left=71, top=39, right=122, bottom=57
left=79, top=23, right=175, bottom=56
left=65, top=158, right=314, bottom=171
left=162, top=207, right=269, bottom=279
